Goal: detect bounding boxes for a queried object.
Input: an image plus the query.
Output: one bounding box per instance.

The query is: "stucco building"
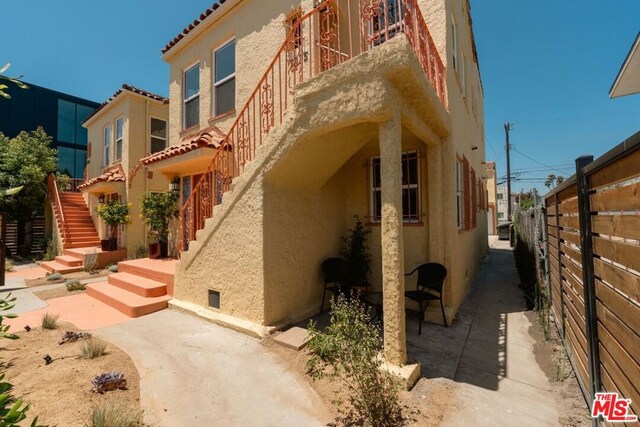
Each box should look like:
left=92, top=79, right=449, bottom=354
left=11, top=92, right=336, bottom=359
left=122, top=0, right=489, bottom=370
left=80, top=84, right=171, bottom=257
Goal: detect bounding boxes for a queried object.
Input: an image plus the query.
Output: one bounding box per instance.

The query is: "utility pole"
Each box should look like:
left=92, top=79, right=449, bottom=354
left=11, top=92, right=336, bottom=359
left=504, top=123, right=513, bottom=221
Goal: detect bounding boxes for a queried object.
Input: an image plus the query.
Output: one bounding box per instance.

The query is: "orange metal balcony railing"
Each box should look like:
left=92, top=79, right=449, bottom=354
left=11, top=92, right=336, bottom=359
left=179, top=0, right=447, bottom=252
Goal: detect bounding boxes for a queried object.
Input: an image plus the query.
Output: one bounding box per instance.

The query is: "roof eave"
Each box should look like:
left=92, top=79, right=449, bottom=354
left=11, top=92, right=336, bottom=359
left=609, top=32, right=640, bottom=99
left=161, top=0, right=242, bottom=62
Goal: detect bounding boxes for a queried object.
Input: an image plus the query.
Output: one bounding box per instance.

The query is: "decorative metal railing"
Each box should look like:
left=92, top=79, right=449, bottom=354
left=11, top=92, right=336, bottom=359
left=179, top=0, right=447, bottom=252
left=47, top=173, right=69, bottom=244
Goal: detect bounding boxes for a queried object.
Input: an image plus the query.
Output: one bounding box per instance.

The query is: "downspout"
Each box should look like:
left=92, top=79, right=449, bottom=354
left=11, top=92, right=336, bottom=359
left=144, top=99, right=149, bottom=246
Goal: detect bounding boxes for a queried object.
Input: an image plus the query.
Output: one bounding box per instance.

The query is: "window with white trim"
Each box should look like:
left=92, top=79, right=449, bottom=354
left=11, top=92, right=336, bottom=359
left=150, top=118, right=167, bottom=154
left=214, top=40, right=236, bottom=116
left=115, top=117, right=123, bottom=161
left=103, top=125, right=112, bottom=167
left=184, top=64, right=200, bottom=129
left=370, top=151, right=421, bottom=223
left=456, top=159, right=464, bottom=229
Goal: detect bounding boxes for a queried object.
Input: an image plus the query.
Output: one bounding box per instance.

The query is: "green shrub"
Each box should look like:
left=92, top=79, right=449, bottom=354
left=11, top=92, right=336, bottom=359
left=43, top=237, right=58, bottom=261
left=46, top=273, right=62, bottom=281
left=80, top=338, right=107, bottom=359
left=132, top=242, right=147, bottom=260
left=307, top=294, right=404, bottom=427
left=66, top=280, right=86, bottom=292
left=88, top=400, right=141, bottom=427
left=41, top=313, right=59, bottom=330
left=340, top=216, right=372, bottom=286
left=96, top=200, right=130, bottom=239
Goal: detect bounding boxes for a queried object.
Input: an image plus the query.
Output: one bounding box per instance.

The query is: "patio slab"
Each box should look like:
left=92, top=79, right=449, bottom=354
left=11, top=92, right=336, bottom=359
left=273, top=326, right=310, bottom=350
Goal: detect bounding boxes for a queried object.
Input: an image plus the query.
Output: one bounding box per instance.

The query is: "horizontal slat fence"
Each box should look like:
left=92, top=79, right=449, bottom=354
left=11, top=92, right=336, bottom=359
left=544, top=131, right=640, bottom=425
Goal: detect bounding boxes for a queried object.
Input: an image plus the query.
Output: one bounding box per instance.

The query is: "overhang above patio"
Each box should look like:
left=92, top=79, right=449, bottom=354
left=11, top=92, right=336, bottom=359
left=78, top=164, right=126, bottom=194
left=133, top=127, right=226, bottom=178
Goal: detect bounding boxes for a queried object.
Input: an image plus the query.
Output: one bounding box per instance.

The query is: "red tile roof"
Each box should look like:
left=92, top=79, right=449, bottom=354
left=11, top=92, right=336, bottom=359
left=162, top=0, right=228, bottom=55
left=128, top=127, right=226, bottom=186
left=78, top=164, right=126, bottom=190
left=83, top=84, right=169, bottom=124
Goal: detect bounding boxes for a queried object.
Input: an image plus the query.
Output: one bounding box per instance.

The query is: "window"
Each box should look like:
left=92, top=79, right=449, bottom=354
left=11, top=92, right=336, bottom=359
left=103, top=125, right=112, bottom=166
left=497, top=193, right=503, bottom=200
left=57, top=100, right=75, bottom=143
left=451, top=16, right=458, bottom=71
left=456, top=159, right=464, bottom=229
left=184, top=64, right=200, bottom=129
left=75, top=105, right=94, bottom=145
left=498, top=212, right=504, bottom=219
left=214, top=40, right=236, bottom=116
left=369, top=151, right=420, bottom=223
left=115, top=117, right=123, bottom=161
left=470, top=168, right=476, bottom=228
left=150, top=118, right=167, bottom=154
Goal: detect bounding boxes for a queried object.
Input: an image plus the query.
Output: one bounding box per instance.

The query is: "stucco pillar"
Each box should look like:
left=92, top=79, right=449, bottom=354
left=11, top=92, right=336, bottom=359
left=379, top=113, right=407, bottom=365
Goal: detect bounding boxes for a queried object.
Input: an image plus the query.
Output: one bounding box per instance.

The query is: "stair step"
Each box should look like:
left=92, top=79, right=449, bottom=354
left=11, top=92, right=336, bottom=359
left=65, top=241, right=101, bottom=249
left=41, top=261, right=84, bottom=274
left=108, top=272, right=167, bottom=298
left=118, top=260, right=177, bottom=288
left=54, top=255, right=83, bottom=267
left=86, top=282, right=170, bottom=317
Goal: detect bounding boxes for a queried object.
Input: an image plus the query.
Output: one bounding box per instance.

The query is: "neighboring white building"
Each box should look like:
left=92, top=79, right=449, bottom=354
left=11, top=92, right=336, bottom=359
left=496, top=182, right=517, bottom=223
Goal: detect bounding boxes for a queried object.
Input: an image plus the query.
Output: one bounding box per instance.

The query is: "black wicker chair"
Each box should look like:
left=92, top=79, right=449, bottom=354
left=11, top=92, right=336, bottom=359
left=404, top=263, right=448, bottom=334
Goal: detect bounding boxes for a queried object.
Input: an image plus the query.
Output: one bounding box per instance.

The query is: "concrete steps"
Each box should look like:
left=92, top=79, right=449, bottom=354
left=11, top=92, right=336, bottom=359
left=86, top=282, right=171, bottom=318
left=41, top=260, right=83, bottom=274
left=52, top=191, right=101, bottom=251
left=85, top=258, right=178, bottom=318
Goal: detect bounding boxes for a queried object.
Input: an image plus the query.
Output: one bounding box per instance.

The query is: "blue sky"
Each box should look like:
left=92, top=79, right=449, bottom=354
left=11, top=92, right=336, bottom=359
left=2, top=1, right=639, bottom=194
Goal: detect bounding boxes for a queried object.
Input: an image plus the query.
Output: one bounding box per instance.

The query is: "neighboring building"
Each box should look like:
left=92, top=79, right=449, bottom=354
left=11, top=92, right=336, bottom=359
left=486, top=161, right=497, bottom=234
left=610, top=31, right=640, bottom=98
left=496, top=182, right=517, bottom=223
left=78, top=84, right=171, bottom=258
left=122, top=0, right=489, bottom=374
left=0, top=80, right=99, bottom=178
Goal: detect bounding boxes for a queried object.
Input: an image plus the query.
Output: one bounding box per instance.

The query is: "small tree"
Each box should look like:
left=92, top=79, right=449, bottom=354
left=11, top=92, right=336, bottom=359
left=96, top=200, right=130, bottom=240
left=140, top=191, right=179, bottom=243
left=307, top=294, right=405, bottom=427
left=340, top=216, right=371, bottom=286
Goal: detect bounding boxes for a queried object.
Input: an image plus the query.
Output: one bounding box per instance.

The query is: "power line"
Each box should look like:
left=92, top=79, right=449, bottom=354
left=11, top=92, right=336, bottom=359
left=511, top=147, right=569, bottom=175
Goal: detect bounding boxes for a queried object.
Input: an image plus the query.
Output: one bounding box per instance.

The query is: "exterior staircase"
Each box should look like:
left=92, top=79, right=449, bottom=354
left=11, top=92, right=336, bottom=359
left=86, top=258, right=178, bottom=317
left=41, top=252, right=84, bottom=275
left=55, top=192, right=101, bottom=249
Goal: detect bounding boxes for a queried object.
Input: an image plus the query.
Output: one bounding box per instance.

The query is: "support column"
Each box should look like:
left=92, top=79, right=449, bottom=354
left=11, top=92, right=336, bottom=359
left=379, top=113, right=407, bottom=365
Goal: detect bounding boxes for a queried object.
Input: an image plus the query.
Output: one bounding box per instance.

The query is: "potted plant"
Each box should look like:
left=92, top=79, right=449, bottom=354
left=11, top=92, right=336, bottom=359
left=140, top=191, right=179, bottom=258
left=96, top=199, right=130, bottom=251
left=341, top=215, right=372, bottom=289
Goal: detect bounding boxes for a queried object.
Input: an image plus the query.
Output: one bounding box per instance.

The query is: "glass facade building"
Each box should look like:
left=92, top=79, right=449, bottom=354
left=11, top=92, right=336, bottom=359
left=0, top=80, right=99, bottom=178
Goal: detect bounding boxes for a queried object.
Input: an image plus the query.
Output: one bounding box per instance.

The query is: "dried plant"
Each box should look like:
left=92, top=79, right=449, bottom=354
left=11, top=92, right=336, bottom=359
left=91, top=371, right=127, bottom=393
left=41, top=313, right=59, bottom=330
left=80, top=338, right=108, bottom=359
left=66, top=280, right=86, bottom=291
left=59, top=331, right=91, bottom=345
left=84, top=249, right=99, bottom=273
left=88, top=400, right=141, bottom=427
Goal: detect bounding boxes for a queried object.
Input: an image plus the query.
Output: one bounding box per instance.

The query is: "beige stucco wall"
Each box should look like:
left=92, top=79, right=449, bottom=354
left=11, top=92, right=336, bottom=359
left=172, top=0, right=487, bottom=329
left=83, top=93, right=170, bottom=257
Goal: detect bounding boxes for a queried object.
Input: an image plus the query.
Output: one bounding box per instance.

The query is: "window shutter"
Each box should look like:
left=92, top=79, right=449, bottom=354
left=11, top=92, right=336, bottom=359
left=471, top=168, right=477, bottom=229
left=463, top=157, right=470, bottom=231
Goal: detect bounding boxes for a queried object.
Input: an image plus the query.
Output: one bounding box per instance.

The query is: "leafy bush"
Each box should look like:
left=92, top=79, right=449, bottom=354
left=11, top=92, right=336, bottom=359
left=96, top=200, right=130, bottom=239
left=88, top=400, right=141, bottom=427
left=91, top=371, right=127, bottom=394
left=340, top=216, right=372, bottom=286
left=55, top=173, right=72, bottom=192
left=0, top=293, right=41, bottom=426
left=307, top=294, right=404, bottom=427
left=80, top=338, right=107, bottom=359
left=46, top=273, right=62, bottom=281
left=140, top=191, right=179, bottom=242
left=132, top=242, right=147, bottom=260
left=66, top=280, right=86, bottom=292
left=41, top=313, right=59, bottom=330
left=43, top=237, right=58, bottom=261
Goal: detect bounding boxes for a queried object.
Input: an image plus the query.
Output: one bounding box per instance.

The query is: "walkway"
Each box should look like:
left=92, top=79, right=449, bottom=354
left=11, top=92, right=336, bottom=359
left=408, top=237, right=560, bottom=426
left=98, top=310, right=331, bottom=427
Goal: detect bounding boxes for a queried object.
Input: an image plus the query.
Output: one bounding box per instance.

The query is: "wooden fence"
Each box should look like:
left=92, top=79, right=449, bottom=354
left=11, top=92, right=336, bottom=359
left=545, top=131, right=640, bottom=424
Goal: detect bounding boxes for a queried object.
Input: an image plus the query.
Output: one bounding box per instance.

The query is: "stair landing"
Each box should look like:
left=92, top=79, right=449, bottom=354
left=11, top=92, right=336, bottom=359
left=41, top=246, right=127, bottom=274
left=86, top=258, right=178, bottom=318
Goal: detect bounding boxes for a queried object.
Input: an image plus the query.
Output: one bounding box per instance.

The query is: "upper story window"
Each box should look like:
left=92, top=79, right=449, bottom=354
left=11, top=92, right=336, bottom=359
left=460, top=52, right=466, bottom=97
left=184, top=64, right=200, bottom=129
left=150, top=118, right=168, bottom=154
left=214, top=40, right=236, bottom=116
left=369, top=151, right=421, bottom=224
left=103, top=125, right=112, bottom=167
left=115, top=117, right=123, bottom=161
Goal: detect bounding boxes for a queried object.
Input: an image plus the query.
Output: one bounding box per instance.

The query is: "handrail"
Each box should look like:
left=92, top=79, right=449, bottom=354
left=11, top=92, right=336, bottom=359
left=48, top=173, right=68, bottom=244
left=178, top=0, right=447, bottom=253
